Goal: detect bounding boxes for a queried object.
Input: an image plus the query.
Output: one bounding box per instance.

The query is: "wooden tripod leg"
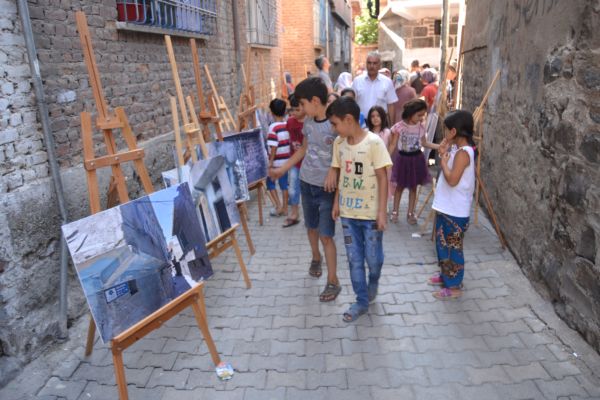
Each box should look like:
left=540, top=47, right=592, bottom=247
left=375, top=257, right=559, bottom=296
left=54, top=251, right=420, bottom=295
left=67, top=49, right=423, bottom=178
left=237, top=202, right=256, bottom=255
left=85, top=315, right=96, bottom=356
left=191, top=291, right=221, bottom=366
left=419, top=209, right=435, bottom=237
left=231, top=231, right=251, bottom=289
left=416, top=187, right=434, bottom=218
left=477, top=175, right=507, bottom=249
left=111, top=346, right=128, bottom=400
left=257, top=182, right=264, bottom=226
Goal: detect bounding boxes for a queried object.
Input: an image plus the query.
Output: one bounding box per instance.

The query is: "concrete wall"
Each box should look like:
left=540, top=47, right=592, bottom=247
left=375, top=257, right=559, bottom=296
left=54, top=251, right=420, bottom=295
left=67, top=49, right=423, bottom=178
left=0, top=0, right=281, bottom=383
left=461, top=0, right=600, bottom=351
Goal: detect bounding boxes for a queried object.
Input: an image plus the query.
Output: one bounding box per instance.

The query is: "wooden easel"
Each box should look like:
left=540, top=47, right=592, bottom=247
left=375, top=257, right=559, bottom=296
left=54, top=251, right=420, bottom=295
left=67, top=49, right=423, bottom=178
left=190, top=38, right=223, bottom=141
left=280, top=58, right=288, bottom=100
left=238, top=49, right=258, bottom=131
left=204, top=64, right=236, bottom=132
left=165, top=37, right=256, bottom=255
left=472, top=70, right=507, bottom=248
left=76, top=12, right=220, bottom=400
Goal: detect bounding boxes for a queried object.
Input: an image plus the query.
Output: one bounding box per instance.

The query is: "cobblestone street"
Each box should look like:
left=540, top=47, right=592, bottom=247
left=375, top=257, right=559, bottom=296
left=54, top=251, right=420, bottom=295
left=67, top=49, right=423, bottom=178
left=2, top=193, right=599, bottom=400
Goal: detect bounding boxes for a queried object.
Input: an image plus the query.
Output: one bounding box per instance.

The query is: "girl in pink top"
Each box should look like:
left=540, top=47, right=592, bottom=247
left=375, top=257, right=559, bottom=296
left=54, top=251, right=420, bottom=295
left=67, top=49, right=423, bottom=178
left=366, top=106, right=394, bottom=199
left=388, top=99, right=439, bottom=225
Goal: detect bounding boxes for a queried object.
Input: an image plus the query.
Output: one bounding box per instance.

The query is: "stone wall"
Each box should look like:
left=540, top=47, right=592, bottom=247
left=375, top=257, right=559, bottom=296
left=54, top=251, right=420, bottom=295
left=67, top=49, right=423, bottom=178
left=461, top=0, right=599, bottom=351
left=0, top=0, right=281, bottom=384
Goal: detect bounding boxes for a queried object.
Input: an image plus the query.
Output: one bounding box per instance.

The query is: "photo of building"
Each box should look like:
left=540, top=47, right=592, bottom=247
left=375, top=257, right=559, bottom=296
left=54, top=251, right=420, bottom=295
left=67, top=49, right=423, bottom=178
left=62, top=183, right=212, bottom=343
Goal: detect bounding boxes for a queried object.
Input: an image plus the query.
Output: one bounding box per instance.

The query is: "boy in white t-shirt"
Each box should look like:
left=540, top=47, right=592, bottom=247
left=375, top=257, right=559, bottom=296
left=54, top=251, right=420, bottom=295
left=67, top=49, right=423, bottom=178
left=326, top=97, right=392, bottom=322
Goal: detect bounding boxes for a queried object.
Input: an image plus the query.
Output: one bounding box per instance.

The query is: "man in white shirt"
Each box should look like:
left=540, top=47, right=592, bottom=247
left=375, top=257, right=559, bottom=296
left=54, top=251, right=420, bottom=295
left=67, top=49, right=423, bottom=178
left=352, top=51, right=398, bottom=124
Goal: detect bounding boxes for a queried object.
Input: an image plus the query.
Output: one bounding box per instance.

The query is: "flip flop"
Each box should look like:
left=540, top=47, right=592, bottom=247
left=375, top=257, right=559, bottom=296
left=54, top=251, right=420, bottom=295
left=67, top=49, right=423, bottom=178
left=309, top=259, right=322, bottom=277
left=343, top=303, right=368, bottom=322
left=433, top=287, right=463, bottom=300
left=282, top=218, right=300, bottom=228
left=319, top=283, right=341, bottom=302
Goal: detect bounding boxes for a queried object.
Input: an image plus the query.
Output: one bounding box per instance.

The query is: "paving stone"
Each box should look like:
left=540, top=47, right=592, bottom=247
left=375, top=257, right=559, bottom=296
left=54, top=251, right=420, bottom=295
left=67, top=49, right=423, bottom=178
left=198, top=387, right=244, bottom=400
left=483, top=333, right=526, bottom=351
left=71, top=364, right=115, bottom=385
left=38, top=377, right=86, bottom=400
left=370, top=386, right=414, bottom=399
left=386, top=366, right=429, bottom=386
left=476, top=349, right=520, bottom=367
left=269, top=340, right=305, bottom=356
left=135, top=352, right=178, bottom=370
left=77, top=381, right=117, bottom=400
left=465, top=365, right=512, bottom=385
left=226, top=370, right=268, bottom=390
left=288, top=327, right=322, bottom=341
left=243, top=387, right=286, bottom=400
left=413, top=383, right=461, bottom=400
left=454, top=383, right=502, bottom=400
left=492, top=381, right=546, bottom=400
left=306, top=370, right=347, bottom=389
left=265, top=370, right=306, bottom=389
left=347, top=369, right=390, bottom=389
left=511, top=346, right=558, bottom=364
left=285, top=354, right=326, bottom=372
left=273, top=315, right=306, bottom=329
left=254, top=327, right=289, bottom=341
left=535, top=376, right=589, bottom=398
left=185, top=369, right=224, bottom=390
left=503, top=362, right=552, bottom=382
left=306, top=340, right=342, bottom=356
left=325, top=354, right=365, bottom=371
left=400, top=351, right=443, bottom=369
left=492, top=320, right=533, bottom=336
left=426, top=366, right=469, bottom=385
left=160, top=387, right=205, bottom=400
left=146, top=368, right=189, bottom=389
left=326, top=386, right=373, bottom=400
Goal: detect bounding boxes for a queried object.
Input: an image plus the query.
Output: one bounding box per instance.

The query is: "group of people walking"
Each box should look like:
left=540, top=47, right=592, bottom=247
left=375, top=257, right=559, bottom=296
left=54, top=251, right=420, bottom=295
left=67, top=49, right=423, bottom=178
left=265, top=51, right=475, bottom=322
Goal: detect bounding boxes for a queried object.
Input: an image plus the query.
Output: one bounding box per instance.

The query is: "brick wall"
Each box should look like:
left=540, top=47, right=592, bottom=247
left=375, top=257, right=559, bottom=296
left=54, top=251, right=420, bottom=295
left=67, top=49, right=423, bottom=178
left=281, top=0, right=318, bottom=85
left=0, top=0, right=282, bottom=382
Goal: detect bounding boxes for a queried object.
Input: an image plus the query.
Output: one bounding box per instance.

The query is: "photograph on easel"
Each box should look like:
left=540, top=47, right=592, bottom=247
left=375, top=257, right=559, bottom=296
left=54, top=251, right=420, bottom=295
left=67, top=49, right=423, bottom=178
left=196, top=141, right=250, bottom=203
left=62, top=182, right=212, bottom=343
left=162, top=155, right=241, bottom=242
left=222, top=128, right=269, bottom=185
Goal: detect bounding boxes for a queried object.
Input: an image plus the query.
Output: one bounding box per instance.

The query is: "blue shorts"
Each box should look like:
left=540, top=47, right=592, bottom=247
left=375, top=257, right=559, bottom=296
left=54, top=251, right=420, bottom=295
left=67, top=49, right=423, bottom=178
left=266, top=172, right=288, bottom=191
left=288, top=166, right=301, bottom=206
left=300, top=180, right=335, bottom=237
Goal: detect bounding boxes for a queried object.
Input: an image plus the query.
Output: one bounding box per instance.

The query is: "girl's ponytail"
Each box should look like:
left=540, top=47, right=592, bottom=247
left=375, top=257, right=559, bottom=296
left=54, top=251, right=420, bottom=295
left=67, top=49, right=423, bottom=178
left=444, top=110, right=477, bottom=161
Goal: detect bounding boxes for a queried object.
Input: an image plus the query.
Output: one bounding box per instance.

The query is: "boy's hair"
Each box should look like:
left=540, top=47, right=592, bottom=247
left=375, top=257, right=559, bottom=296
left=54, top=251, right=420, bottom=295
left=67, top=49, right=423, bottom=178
left=444, top=110, right=475, bottom=147
left=328, top=92, right=340, bottom=102
left=315, top=55, right=325, bottom=70
left=294, top=77, right=328, bottom=105
left=402, top=98, right=428, bottom=120
left=366, top=106, right=389, bottom=131
left=288, top=93, right=299, bottom=108
left=340, top=87, right=356, bottom=98
left=269, top=98, right=287, bottom=117
left=326, top=96, right=360, bottom=123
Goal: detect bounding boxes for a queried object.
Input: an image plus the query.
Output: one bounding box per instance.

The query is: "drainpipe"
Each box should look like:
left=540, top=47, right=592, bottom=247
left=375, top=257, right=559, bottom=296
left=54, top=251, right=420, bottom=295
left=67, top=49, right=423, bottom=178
left=17, top=0, right=70, bottom=340
left=231, top=0, right=243, bottom=99
left=440, top=0, right=450, bottom=81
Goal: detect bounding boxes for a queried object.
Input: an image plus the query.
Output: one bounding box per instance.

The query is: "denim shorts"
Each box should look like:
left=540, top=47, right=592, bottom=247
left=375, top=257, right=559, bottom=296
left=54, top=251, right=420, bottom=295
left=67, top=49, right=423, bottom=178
left=300, top=180, right=335, bottom=237
left=288, top=166, right=301, bottom=206
left=266, top=172, right=288, bottom=191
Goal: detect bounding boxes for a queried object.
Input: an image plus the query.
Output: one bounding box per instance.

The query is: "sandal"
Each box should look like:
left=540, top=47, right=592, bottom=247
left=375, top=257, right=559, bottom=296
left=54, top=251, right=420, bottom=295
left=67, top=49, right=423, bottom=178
left=308, top=259, right=322, bottom=278
left=343, top=303, right=368, bottom=322
left=390, top=210, right=399, bottom=223
left=433, top=287, right=463, bottom=300
left=407, top=212, right=417, bottom=225
left=319, top=283, right=341, bottom=302
left=282, top=218, right=300, bottom=228
left=427, top=274, right=444, bottom=286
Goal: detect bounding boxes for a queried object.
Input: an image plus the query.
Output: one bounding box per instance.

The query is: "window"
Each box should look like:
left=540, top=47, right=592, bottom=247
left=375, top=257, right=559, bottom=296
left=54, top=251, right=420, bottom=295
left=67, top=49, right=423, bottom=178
left=313, top=0, right=326, bottom=48
left=334, top=26, right=341, bottom=63
left=247, top=0, right=278, bottom=46
left=116, top=0, right=217, bottom=35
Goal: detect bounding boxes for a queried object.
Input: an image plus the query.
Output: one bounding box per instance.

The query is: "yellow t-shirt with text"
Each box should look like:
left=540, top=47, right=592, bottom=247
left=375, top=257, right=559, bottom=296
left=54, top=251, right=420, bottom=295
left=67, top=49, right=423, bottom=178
left=331, top=132, right=393, bottom=220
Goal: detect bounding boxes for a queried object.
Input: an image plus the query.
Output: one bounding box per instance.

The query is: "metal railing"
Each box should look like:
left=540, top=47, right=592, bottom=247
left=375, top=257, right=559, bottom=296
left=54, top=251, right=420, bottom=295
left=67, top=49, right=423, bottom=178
left=116, top=0, right=217, bottom=35
left=246, top=0, right=277, bottom=46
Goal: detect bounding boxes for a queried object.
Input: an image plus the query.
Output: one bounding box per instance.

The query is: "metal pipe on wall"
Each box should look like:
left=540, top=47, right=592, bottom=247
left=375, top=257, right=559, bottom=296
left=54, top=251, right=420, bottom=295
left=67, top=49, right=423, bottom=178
left=231, top=0, right=243, bottom=100
left=17, top=0, right=70, bottom=340
left=440, top=0, right=450, bottom=81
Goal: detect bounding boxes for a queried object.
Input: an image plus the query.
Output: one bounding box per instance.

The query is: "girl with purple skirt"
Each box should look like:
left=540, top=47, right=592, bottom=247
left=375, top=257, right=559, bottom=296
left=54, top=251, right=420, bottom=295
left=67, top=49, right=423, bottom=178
left=387, top=99, right=439, bottom=224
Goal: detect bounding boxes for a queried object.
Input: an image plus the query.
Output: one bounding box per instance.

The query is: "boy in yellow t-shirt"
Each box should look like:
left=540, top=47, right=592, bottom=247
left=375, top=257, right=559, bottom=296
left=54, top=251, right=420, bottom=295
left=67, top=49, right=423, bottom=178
left=326, top=97, right=393, bottom=322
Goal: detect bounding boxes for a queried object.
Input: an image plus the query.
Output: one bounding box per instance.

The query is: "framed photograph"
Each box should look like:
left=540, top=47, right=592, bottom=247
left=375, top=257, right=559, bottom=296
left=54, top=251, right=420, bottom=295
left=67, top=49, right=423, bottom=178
left=197, top=141, right=250, bottom=202
left=223, top=128, right=269, bottom=185
left=62, top=183, right=212, bottom=343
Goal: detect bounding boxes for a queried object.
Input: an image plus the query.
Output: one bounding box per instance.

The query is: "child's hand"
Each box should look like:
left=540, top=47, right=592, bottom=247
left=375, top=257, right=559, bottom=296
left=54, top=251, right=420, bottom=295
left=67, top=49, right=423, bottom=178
left=439, top=138, right=449, bottom=156
left=376, top=210, right=387, bottom=231
left=269, top=167, right=282, bottom=180
left=440, top=151, right=450, bottom=166
left=324, top=168, right=338, bottom=193
left=332, top=203, right=340, bottom=221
